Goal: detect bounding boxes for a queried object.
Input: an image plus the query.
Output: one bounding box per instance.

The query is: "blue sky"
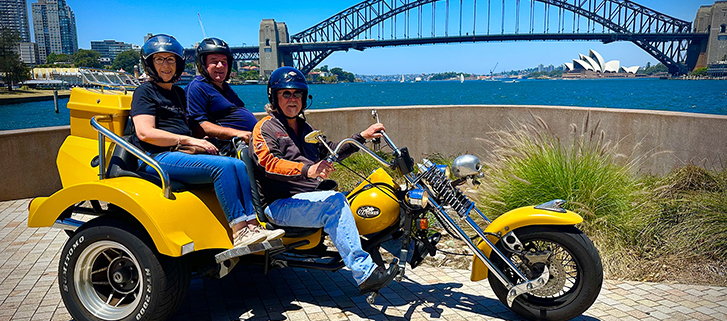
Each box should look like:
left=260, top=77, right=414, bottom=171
left=43, top=0, right=711, bottom=74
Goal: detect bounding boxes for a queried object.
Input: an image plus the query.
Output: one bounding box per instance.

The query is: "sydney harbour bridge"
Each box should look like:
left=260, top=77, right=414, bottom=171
left=183, top=0, right=711, bottom=76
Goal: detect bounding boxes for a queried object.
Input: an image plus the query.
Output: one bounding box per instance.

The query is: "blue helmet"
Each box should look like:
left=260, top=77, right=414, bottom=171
left=267, top=67, right=309, bottom=112
left=140, top=34, right=185, bottom=83
left=194, top=37, right=233, bottom=82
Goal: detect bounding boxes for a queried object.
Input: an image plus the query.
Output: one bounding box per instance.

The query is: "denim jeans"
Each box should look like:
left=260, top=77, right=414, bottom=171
left=142, top=151, right=256, bottom=227
left=264, top=191, right=376, bottom=285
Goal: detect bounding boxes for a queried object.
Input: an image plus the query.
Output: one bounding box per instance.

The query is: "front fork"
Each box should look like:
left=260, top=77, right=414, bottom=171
left=420, top=190, right=550, bottom=306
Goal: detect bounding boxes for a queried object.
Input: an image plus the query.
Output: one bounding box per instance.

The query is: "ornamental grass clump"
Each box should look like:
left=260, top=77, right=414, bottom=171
left=635, top=165, right=727, bottom=271
left=476, top=112, right=642, bottom=234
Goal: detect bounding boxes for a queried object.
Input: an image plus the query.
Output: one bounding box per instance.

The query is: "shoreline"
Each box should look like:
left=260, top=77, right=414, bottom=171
left=0, top=89, right=71, bottom=105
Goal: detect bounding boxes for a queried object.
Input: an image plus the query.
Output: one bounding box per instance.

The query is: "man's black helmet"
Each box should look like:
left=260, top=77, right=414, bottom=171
left=140, top=34, right=185, bottom=83
left=267, top=67, right=309, bottom=112
left=195, top=37, right=233, bottom=82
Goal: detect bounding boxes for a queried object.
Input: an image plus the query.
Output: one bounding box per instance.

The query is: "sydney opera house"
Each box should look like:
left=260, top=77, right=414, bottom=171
left=563, top=49, right=640, bottom=78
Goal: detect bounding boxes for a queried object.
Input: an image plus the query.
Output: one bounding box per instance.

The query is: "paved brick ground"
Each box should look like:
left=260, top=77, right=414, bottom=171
left=2, top=198, right=726, bottom=321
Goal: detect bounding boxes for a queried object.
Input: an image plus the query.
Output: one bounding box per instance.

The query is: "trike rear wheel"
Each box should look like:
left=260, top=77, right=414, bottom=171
left=58, top=217, right=189, bottom=321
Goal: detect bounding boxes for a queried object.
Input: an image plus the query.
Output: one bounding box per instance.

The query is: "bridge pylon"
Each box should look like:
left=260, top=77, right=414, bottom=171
left=259, top=19, right=294, bottom=79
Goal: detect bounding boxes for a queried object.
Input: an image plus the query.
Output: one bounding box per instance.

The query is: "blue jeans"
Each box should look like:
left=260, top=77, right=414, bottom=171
left=264, top=191, right=376, bottom=285
left=142, top=151, right=256, bottom=227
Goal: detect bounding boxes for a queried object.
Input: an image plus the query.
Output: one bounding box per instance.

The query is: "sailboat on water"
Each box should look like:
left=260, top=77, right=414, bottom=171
left=460, top=74, right=464, bottom=83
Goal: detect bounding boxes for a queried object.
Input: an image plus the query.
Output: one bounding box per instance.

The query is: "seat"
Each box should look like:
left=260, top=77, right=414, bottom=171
left=236, top=142, right=320, bottom=238
left=105, top=135, right=192, bottom=192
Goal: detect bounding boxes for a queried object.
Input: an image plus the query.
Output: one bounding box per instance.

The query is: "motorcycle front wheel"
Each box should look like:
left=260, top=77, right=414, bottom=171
left=487, top=225, right=603, bottom=321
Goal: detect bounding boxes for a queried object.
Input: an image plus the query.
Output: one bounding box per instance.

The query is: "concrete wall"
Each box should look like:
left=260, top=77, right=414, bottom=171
left=0, top=126, right=69, bottom=201
left=1, top=106, right=726, bottom=201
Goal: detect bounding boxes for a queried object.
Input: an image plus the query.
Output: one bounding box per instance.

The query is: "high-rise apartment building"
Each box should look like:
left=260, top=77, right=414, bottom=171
left=91, top=40, right=135, bottom=61
left=17, top=42, right=40, bottom=65
left=1, top=0, right=32, bottom=42
left=31, top=0, right=77, bottom=62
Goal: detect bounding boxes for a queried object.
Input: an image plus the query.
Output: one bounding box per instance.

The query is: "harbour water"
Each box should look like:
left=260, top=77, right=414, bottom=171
left=1, top=78, right=726, bottom=131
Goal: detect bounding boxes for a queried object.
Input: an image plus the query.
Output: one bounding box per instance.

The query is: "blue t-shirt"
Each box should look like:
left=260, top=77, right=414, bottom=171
left=185, top=76, right=258, bottom=132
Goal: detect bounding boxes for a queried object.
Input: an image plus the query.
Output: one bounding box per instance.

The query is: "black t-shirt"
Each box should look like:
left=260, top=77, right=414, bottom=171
left=130, top=82, right=192, bottom=153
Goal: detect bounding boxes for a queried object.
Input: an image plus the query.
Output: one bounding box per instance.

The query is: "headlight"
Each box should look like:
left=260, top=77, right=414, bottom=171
left=452, top=154, right=481, bottom=178
left=405, top=189, right=428, bottom=208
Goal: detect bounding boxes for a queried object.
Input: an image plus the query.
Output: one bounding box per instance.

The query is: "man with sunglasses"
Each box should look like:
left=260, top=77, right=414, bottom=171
left=186, top=37, right=258, bottom=154
left=250, top=67, right=400, bottom=296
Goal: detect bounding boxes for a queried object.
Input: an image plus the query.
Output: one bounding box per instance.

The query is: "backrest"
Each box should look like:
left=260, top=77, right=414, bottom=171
left=236, top=142, right=267, bottom=223
left=107, top=135, right=140, bottom=177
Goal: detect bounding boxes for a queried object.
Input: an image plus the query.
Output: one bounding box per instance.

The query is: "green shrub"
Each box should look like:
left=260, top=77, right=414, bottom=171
left=475, top=113, right=644, bottom=239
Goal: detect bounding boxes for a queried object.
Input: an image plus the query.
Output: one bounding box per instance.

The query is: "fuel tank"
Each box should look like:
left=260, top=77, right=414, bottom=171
left=347, top=168, right=400, bottom=235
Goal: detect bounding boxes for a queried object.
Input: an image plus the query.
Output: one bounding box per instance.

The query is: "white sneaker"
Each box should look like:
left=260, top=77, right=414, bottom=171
left=233, top=228, right=266, bottom=247
left=252, top=226, right=285, bottom=241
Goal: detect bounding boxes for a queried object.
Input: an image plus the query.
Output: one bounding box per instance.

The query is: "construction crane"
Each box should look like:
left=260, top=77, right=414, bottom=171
left=490, top=62, right=499, bottom=77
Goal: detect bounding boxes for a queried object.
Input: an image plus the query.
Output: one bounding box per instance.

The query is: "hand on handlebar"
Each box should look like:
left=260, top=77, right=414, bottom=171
left=361, top=123, right=386, bottom=140
left=308, top=160, right=335, bottom=179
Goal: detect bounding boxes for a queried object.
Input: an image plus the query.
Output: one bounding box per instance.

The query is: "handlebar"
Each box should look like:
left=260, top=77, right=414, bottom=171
left=370, top=110, right=400, bottom=156
left=331, top=138, right=391, bottom=168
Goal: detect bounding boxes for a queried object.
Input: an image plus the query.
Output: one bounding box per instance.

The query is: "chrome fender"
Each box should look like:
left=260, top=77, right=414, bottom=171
left=470, top=206, right=583, bottom=281
left=28, top=177, right=233, bottom=257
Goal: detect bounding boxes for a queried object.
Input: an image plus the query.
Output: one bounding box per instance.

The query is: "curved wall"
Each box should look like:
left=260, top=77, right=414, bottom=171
left=1, top=105, right=725, bottom=201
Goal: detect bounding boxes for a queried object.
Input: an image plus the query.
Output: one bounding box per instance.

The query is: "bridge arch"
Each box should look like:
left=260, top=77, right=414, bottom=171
left=289, top=0, right=698, bottom=75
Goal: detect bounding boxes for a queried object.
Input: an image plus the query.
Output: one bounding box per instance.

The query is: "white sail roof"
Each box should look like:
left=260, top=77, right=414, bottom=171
left=589, top=50, right=606, bottom=72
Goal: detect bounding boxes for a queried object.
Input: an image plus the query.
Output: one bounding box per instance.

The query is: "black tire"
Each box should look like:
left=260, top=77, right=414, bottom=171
left=487, top=225, right=603, bottom=321
left=58, top=217, right=190, bottom=321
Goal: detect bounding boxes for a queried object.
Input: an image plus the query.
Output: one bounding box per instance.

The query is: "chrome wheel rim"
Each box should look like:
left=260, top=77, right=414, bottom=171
left=74, top=240, right=142, bottom=320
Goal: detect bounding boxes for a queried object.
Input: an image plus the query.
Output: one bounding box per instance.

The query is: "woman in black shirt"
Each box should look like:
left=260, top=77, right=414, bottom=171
left=130, top=34, right=283, bottom=247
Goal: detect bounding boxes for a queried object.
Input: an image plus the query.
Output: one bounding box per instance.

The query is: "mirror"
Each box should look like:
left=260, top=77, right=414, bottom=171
left=304, top=130, right=324, bottom=144
left=371, top=110, right=380, bottom=123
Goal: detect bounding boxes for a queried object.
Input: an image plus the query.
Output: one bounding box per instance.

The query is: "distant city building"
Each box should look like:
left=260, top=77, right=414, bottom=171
left=564, top=49, right=638, bottom=74
left=706, top=61, right=727, bottom=77
left=17, top=42, right=40, bottom=65
left=1, top=0, right=32, bottom=42
left=32, top=0, right=78, bottom=62
left=91, top=40, right=136, bottom=61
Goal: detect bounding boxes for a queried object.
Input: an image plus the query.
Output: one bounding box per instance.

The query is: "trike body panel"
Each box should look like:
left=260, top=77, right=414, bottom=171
left=28, top=178, right=233, bottom=257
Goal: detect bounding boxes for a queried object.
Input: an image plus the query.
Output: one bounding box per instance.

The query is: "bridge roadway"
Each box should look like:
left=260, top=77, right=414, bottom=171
left=1, top=198, right=726, bottom=321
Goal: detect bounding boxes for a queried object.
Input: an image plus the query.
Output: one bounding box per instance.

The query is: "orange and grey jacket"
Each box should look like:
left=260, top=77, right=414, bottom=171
left=250, top=112, right=364, bottom=206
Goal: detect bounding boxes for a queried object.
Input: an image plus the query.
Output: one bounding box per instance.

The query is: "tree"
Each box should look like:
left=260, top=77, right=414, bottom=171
left=690, top=67, right=707, bottom=77
left=641, top=63, right=668, bottom=75
left=73, top=49, right=102, bottom=68
left=0, top=27, right=30, bottom=90
left=330, top=67, right=355, bottom=82
left=112, top=50, right=140, bottom=73
left=319, top=65, right=329, bottom=72
left=47, top=52, right=73, bottom=64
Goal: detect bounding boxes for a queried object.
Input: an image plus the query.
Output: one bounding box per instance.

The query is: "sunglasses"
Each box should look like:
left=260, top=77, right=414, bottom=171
left=153, top=56, right=177, bottom=65
left=278, top=90, right=304, bottom=99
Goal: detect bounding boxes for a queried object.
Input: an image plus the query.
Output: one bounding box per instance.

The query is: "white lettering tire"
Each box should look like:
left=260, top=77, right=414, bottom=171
left=59, top=217, right=189, bottom=321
